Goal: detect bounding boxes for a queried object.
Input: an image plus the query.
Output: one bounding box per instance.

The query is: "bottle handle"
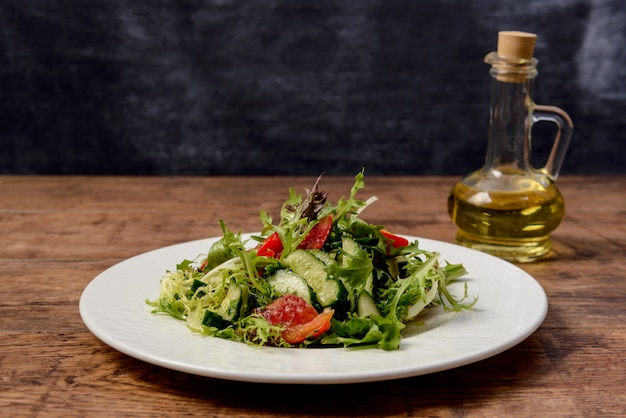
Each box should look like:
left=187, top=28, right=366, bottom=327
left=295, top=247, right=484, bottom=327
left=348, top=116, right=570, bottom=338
left=532, top=105, right=574, bottom=179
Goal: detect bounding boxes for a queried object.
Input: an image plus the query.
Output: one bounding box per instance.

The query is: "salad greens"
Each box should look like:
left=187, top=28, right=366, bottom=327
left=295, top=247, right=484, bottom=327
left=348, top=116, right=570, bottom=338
left=147, top=171, right=476, bottom=350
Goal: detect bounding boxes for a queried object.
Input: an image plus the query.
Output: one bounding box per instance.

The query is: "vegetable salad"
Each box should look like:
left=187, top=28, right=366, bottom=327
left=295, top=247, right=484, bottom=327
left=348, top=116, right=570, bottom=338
left=147, top=172, right=476, bottom=350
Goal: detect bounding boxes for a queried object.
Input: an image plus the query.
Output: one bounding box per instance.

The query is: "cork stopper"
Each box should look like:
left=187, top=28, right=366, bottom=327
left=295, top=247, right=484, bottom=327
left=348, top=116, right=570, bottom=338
left=487, top=31, right=538, bottom=82
left=497, top=31, right=537, bottom=61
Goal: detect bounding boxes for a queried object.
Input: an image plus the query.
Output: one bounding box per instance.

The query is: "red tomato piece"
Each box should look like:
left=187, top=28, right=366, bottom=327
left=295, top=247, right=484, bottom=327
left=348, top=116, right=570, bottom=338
left=256, top=295, right=334, bottom=344
left=297, top=215, right=333, bottom=250
left=380, top=229, right=409, bottom=248
left=258, top=294, right=318, bottom=328
left=282, top=308, right=334, bottom=344
left=256, top=232, right=284, bottom=258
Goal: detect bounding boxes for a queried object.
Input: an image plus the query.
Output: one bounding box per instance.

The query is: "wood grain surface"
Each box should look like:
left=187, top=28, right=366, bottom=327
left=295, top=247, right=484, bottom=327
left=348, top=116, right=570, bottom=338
left=1, top=175, right=625, bottom=417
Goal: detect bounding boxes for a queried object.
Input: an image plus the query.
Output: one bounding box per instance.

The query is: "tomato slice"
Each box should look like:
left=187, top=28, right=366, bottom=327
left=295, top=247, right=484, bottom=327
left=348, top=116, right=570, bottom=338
left=256, top=232, right=283, bottom=258
left=256, top=215, right=333, bottom=258
left=258, top=294, right=318, bottom=328
left=257, top=295, right=334, bottom=344
left=380, top=229, right=409, bottom=248
left=282, top=308, right=334, bottom=344
left=297, top=215, right=333, bottom=250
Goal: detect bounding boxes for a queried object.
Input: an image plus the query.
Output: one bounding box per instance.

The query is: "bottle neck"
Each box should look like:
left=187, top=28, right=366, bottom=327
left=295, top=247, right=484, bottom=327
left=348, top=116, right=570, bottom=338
left=484, top=78, right=534, bottom=173
left=482, top=52, right=538, bottom=174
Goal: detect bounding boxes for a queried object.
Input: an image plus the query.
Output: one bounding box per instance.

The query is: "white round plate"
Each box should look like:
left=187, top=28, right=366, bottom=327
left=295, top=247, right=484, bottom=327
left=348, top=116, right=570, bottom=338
left=79, top=235, right=547, bottom=384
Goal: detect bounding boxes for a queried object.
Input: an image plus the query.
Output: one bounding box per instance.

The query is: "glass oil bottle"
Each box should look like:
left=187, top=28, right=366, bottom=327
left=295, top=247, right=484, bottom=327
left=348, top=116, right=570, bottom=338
left=448, top=31, right=573, bottom=262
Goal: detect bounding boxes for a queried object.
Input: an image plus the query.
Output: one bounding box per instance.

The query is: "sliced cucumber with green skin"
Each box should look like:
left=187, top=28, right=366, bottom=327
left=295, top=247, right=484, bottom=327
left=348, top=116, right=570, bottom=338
left=202, top=311, right=227, bottom=329
left=309, top=249, right=338, bottom=268
left=341, top=236, right=361, bottom=257
left=216, top=278, right=243, bottom=322
left=406, top=280, right=439, bottom=320
left=283, top=249, right=345, bottom=308
left=201, top=278, right=243, bottom=329
left=357, top=290, right=380, bottom=318
left=266, top=269, right=313, bottom=305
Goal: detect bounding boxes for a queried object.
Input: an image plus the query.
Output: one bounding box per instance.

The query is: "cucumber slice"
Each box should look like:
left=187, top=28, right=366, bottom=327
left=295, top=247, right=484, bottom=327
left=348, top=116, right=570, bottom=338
left=309, top=249, right=337, bottom=267
left=283, top=249, right=345, bottom=308
left=266, top=269, right=313, bottom=305
left=341, top=236, right=361, bottom=257
left=406, top=280, right=439, bottom=320
left=216, top=278, right=243, bottom=322
left=357, top=290, right=380, bottom=318
left=202, top=311, right=227, bottom=329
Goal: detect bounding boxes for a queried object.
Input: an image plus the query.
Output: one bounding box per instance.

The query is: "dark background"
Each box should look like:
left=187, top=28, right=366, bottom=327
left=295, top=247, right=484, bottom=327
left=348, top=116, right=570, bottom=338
left=1, top=0, right=624, bottom=176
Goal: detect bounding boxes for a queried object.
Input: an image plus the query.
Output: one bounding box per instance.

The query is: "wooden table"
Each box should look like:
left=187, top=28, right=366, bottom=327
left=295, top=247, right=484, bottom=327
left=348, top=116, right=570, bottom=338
left=1, top=175, right=625, bottom=417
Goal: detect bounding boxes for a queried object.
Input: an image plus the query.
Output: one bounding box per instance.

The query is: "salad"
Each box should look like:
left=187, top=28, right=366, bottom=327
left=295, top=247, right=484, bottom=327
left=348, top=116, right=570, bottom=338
left=147, top=172, right=476, bottom=350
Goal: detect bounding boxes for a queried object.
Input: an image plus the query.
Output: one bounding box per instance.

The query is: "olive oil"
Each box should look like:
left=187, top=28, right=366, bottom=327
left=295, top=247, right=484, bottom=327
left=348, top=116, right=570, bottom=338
left=448, top=174, right=565, bottom=262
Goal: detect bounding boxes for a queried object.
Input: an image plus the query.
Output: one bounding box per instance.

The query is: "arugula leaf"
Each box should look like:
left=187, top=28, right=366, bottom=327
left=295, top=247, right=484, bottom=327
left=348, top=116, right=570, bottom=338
left=331, top=170, right=374, bottom=222
left=203, top=220, right=238, bottom=271
left=322, top=315, right=403, bottom=350
left=228, top=238, right=273, bottom=305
